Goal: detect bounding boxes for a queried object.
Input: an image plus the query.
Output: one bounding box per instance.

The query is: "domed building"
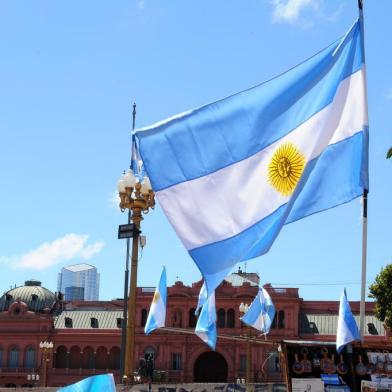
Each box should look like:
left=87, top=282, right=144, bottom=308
left=0, top=272, right=389, bottom=389
left=0, top=279, right=57, bottom=314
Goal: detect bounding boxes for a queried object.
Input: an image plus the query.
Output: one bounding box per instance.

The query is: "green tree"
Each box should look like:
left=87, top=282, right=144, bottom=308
left=387, top=147, right=392, bottom=159
left=369, top=264, right=392, bottom=329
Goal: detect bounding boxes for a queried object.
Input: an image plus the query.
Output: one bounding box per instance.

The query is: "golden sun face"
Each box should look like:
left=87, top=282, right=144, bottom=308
left=268, top=142, right=306, bottom=196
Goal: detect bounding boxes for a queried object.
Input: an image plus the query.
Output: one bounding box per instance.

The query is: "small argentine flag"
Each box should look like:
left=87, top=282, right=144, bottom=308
left=195, top=290, right=217, bottom=350
left=336, top=289, right=361, bottom=353
left=241, top=287, right=275, bottom=334
left=57, top=374, right=116, bottom=391
left=195, top=282, right=207, bottom=316
left=136, top=19, right=368, bottom=296
left=145, top=266, right=167, bottom=335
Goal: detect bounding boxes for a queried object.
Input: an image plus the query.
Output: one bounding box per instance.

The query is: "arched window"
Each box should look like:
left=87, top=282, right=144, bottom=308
left=69, top=346, right=81, bottom=369
left=109, top=347, right=120, bottom=369
left=265, top=350, right=280, bottom=374
left=55, top=346, right=67, bottom=368
left=171, top=309, right=183, bottom=328
left=217, top=309, right=226, bottom=328
left=189, top=308, right=197, bottom=328
left=95, top=346, right=108, bottom=369
left=81, top=347, right=94, bottom=369
left=278, top=310, right=285, bottom=329
left=8, top=346, right=19, bottom=368
left=227, top=309, right=235, bottom=328
left=144, top=346, right=156, bottom=359
left=141, top=309, right=147, bottom=327
left=271, top=313, right=277, bottom=329
left=24, top=347, right=36, bottom=369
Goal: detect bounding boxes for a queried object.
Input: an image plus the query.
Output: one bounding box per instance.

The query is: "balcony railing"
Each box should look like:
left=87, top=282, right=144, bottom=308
left=0, top=367, right=37, bottom=374
left=51, top=368, right=120, bottom=376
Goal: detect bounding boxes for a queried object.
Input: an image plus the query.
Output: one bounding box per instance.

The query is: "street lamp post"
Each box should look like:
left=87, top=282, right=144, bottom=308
left=239, top=303, right=253, bottom=385
left=39, top=341, right=53, bottom=387
left=117, top=169, right=155, bottom=382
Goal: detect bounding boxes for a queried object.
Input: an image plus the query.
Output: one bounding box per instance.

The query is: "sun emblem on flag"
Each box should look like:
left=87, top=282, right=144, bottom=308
left=268, top=142, right=306, bottom=196
left=152, top=292, right=160, bottom=304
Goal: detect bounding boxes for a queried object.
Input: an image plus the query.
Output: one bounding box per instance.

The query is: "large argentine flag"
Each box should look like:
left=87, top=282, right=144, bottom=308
left=144, top=266, right=167, bottom=335
left=136, top=20, right=369, bottom=295
left=241, top=287, right=275, bottom=334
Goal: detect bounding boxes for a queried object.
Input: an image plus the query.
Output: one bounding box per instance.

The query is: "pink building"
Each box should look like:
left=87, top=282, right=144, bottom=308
left=0, top=272, right=387, bottom=388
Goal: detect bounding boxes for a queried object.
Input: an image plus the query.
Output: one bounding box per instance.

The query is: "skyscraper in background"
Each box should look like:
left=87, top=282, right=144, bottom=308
left=57, top=263, right=100, bottom=301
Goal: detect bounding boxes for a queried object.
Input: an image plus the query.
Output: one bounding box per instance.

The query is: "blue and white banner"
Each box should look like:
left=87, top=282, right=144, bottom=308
left=131, top=133, right=144, bottom=179
left=336, top=288, right=361, bottom=353
left=195, top=290, right=217, bottom=350
left=57, top=374, right=116, bottom=392
left=136, top=20, right=368, bottom=295
left=241, top=287, right=275, bottom=334
left=145, top=266, right=167, bottom=335
left=195, top=282, right=207, bottom=316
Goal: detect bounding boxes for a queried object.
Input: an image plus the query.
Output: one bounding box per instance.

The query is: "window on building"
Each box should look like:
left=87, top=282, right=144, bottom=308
left=116, top=318, right=122, bottom=328
left=144, top=346, right=156, bottom=359
left=90, top=317, right=99, bottom=328
left=171, top=309, right=183, bottom=328
left=189, top=308, right=197, bottom=328
left=65, top=317, right=73, bottom=328
left=227, top=309, right=235, bottom=328
left=278, top=310, right=285, bottom=329
left=141, top=309, right=147, bottom=327
left=217, top=309, right=226, bottom=328
left=239, top=354, right=247, bottom=371
left=171, top=353, right=182, bottom=370
left=271, top=313, right=277, bottom=329
left=55, top=346, right=67, bottom=368
left=265, top=350, right=280, bottom=373
left=367, top=323, right=378, bottom=335
left=8, top=346, right=19, bottom=369
left=0, top=347, right=3, bottom=368
left=24, top=347, right=35, bottom=369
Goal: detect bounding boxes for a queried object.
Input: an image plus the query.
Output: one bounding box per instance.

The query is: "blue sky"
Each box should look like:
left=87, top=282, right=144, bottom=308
left=0, top=0, right=391, bottom=301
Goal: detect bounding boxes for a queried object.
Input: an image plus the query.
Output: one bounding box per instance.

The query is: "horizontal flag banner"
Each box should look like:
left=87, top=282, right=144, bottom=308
left=156, top=70, right=367, bottom=251
left=136, top=20, right=368, bottom=295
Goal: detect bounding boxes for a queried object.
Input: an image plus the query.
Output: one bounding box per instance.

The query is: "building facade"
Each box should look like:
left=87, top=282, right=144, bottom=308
left=0, top=272, right=388, bottom=388
left=57, top=263, right=100, bottom=301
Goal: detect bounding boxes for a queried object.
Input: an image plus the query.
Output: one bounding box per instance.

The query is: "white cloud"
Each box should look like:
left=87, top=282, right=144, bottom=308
left=270, top=0, right=321, bottom=24
left=2, top=234, right=105, bottom=270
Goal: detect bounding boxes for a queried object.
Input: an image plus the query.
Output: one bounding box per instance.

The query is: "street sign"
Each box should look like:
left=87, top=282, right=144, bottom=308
left=118, top=224, right=139, bottom=239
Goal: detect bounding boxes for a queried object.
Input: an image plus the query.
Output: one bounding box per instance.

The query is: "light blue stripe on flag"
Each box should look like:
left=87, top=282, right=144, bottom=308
left=57, top=374, right=115, bottom=392
left=136, top=19, right=368, bottom=296
left=145, top=266, right=167, bottom=335
left=137, top=22, right=362, bottom=192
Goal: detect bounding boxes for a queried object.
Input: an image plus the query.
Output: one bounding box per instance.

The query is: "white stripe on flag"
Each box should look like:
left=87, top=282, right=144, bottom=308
left=156, top=69, right=367, bottom=250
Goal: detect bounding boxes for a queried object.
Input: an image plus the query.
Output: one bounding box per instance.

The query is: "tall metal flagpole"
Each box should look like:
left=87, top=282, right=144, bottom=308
left=120, top=103, right=137, bottom=380
left=357, top=0, right=369, bottom=339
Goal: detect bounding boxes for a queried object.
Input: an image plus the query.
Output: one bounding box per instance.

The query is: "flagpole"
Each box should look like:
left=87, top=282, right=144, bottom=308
left=357, top=0, right=369, bottom=340
left=120, top=103, right=137, bottom=381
